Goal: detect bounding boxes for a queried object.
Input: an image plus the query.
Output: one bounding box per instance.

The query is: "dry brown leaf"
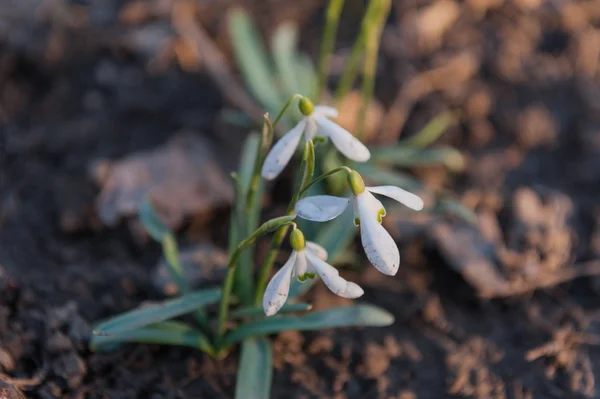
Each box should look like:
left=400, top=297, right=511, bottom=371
left=94, top=133, right=233, bottom=231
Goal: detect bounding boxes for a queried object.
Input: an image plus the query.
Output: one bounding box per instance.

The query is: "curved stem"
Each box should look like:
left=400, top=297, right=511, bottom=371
left=217, top=216, right=296, bottom=337
left=299, top=166, right=351, bottom=196
left=272, top=94, right=302, bottom=129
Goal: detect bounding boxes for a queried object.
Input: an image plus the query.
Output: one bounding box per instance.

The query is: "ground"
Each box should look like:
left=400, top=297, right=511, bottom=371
left=1, top=0, right=600, bottom=398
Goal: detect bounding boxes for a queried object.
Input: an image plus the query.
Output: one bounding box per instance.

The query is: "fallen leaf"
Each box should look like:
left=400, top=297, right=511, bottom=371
left=94, top=133, right=233, bottom=231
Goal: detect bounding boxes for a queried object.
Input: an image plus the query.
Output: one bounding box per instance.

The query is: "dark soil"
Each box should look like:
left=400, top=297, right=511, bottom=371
left=1, top=0, right=600, bottom=398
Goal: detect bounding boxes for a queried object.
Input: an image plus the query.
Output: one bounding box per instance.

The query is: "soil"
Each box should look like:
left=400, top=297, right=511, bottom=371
left=1, top=0, right=600, bottom=398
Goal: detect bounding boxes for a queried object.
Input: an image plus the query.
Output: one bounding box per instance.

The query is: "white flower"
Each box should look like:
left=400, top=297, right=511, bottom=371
left=261, top=98, right=371, bottom=180
left=263, top=229, right=363, bottom=316
left=294, top=171, right=424, bottom=276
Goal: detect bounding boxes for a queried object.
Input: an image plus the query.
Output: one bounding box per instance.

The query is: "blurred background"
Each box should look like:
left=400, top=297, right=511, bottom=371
left=1, top=0, right=600, bottom=398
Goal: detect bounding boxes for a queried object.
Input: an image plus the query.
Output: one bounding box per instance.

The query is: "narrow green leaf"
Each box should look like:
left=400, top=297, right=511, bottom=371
left=225, top=305, right=394, bottom=345
left=238, top=133, right=261, bottom=194
left=93, top=289, right=221, bottom=335
left=398, top=112, right=456, bottom=149
left=231, top=303, right=312, bottom=319
left=228, top=8, right=281, bottom=113
left=139, top=198, right=168, bottom=241
left=295, top=54, right=318, bottom=100
left=235, top=338, right=273, bottom=399
left=90, top=321, right=214, bottom=355
left=370, top=146, right=465, bottom=172
left=435, top=198, right=478, bottom=225
left=271, top=22, right=301, bottom=96
left=234, top=134, right=262, bottom=304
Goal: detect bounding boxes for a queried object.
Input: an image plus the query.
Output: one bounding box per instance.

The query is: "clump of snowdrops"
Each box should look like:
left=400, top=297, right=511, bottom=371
left=91, top=1, right=468, bottom=397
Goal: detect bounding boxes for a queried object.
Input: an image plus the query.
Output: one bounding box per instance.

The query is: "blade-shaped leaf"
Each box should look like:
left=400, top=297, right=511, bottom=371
left=233, top=133, right=261, bottom=304
left=231, top=303, right=312, bottom=319
left=435, top=198, right=478, bottom=225
left=295, top=54, right=318, bottom=100
left=398, top=112, right=456, bottom=149
left=238, top=133, right=261, bottom=194
left=235, top=338, right=273, bottom=399
left=370, top=146, right=465, bottom=172
left=228, top=8, right=281, bottom=113
left=94, top=289, right=221, bottom=335
left=272, top=22, right=301, bottom=97
left=139, top=198, right=169, bottom=241
left=225, top=304, right=394, bottom=345
left=90, top=321, right=214, bottom=355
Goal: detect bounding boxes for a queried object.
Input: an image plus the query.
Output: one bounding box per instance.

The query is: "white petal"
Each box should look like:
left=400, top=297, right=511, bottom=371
left=314, top=105, right=338, bottom=118
left=305, top=251, right=363, bottom=298
left=367, top=186, right=424, bottom=211
left=305, top=241, right=328, bottom=261
left=263, top=252, right=296, bottom=316
left=261, top=119, right=307, bottom=180
left=292, top=250, right=308, bottom=279
left=362, top=190, right=386, bottom=221
left=315, top=115, right=370, bottom=162
left=295, top=195, right=350, bottom=222
left=304, top=117, right=318, bottom=141
left=357, top=195, right=400, bottom=276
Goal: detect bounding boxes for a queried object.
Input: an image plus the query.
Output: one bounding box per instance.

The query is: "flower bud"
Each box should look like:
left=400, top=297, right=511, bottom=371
left=347, top=170, right=365, bottom=195
left=298, top=97, right=314, bottom=116
left=289, top=229, right=306, bottom=251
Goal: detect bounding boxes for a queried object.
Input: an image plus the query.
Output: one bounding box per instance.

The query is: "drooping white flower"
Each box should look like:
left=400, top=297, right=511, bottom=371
left=294, top=171, right=424, bottom=276
left=263, top=229, right=363, bottom=316
left=261, top=98, right=371, bottom=180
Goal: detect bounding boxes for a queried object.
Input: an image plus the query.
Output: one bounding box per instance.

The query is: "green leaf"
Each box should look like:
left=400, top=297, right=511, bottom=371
left=289, top=206, right=356, bottom=298
left=235, top=338, right=273, bottom=399
left=225, top=304, right=394, bottom=345
left=370, top=146, right=465, bottom=172
left=271, top=22, right=301, bottom=97
left=90, top=321, right=214, bottom=355
left=233, top=133, right=262, bottom=304
left=355, top=163, right=423, bottom=191
left=93, top=289, right=221, bottom=335
left=139, top=198, right=168, bottom=241
left=295, top=54, right=318, bottom=100
left=398, top=112, right=456, bottom=149
left=435, top=198, right=478, bottom=225
left=238, top=133, right=261, bottom=194
left=231, top=303, right=312, bottom=319
left=228, top=8, right=281, bottom=113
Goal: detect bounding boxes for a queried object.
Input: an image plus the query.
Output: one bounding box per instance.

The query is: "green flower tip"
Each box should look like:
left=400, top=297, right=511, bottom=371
left=290, top=229, right=306, bottom=252
left=298, top=97, right=314, bottom=116
left=347, top=170, right=365, bottom=195
left=377, top=208, right=385, bottom=223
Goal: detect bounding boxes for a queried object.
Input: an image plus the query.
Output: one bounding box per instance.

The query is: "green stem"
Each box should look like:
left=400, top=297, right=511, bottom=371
left=217, top=216, right=296, bottom=337
left=272, top=94, right=302, bottom=129
left=357, top=0, right=390, bottom=139
left=333, top=0, right=382, bottom=103
left=317, top=0, right=345, bottom=101
left=253, top=166, right=350, bottom=306
left=298, top=166, right=351, bottom=196
left=253, top=220, right=292, bottom=306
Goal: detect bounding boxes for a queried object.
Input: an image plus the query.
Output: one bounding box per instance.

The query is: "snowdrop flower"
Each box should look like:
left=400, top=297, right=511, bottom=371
left=294, top=171, right=424, bottom=276
left=261, top=97, right=371, bottom=180
left=263, top=229, right=363, bottom=316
